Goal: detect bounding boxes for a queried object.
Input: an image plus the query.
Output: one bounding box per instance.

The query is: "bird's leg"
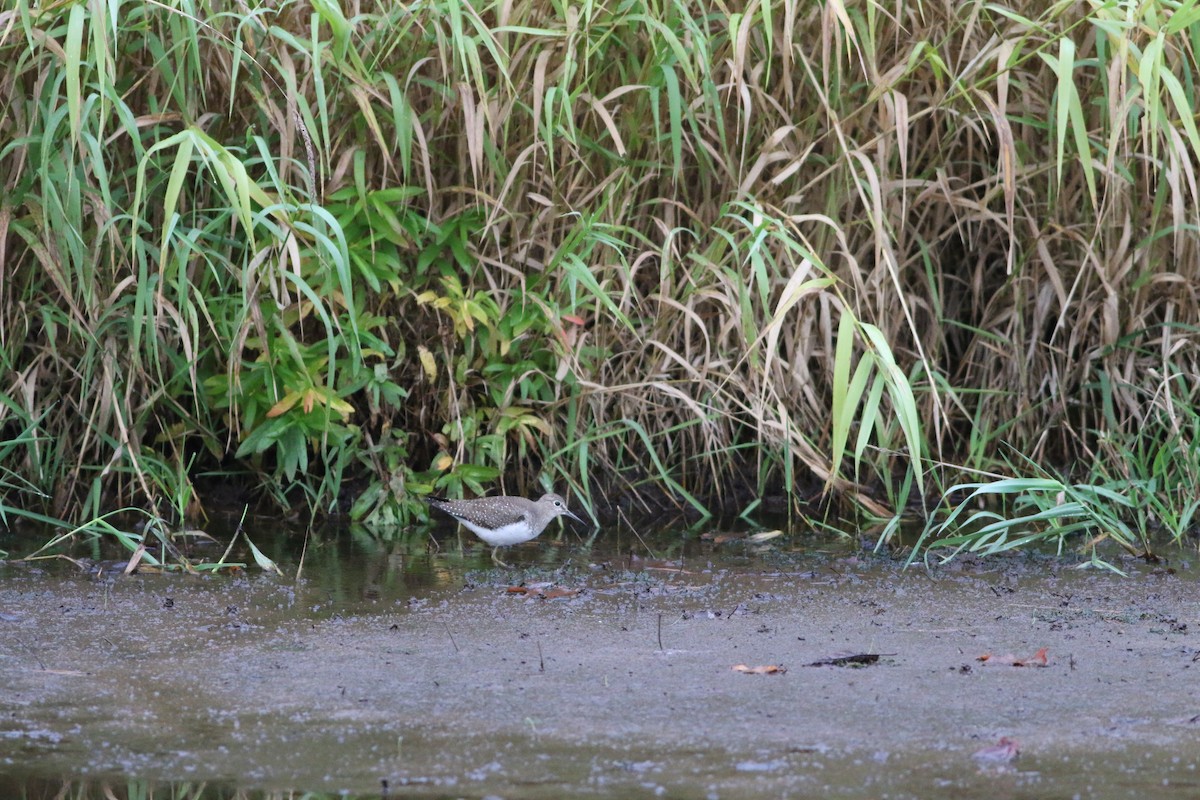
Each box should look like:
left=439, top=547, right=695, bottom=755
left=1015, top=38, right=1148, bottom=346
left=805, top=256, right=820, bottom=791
left=491, top=546, right=510, bottom=567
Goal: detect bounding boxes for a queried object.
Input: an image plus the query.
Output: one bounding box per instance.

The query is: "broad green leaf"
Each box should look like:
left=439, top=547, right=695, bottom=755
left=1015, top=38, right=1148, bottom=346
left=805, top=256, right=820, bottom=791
left=65, top=4, right=85, bottom=147
left=828, top=310, right=857, bottom=490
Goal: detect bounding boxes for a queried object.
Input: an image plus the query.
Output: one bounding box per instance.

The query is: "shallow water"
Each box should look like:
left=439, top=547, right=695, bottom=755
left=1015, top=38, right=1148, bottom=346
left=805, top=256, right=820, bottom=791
left=2, top=515, right=1199, bottom=799
left=5, top=749, right=1200, bottom=800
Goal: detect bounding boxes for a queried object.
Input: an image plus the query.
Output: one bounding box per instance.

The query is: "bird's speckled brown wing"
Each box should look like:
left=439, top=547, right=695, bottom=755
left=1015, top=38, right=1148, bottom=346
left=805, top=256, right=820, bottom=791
left=429, top=496, right=530, bottom=528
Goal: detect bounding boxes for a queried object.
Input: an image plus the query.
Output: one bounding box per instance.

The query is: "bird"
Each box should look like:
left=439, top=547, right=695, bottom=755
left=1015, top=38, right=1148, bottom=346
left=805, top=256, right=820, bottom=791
left=426, top=492, right=585, bottom=565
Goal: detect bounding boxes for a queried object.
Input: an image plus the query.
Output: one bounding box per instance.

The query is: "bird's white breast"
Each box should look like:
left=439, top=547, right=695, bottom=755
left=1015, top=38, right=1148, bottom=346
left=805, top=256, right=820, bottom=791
left=457, top=518, right=539, bottom=546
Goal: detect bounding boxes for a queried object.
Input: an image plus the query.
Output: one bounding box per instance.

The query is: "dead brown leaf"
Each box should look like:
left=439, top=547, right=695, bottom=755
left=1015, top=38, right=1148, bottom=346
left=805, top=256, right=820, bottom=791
left=505, top=585, right=579, bottom=600
left=701, top=531, right=748, bottom=544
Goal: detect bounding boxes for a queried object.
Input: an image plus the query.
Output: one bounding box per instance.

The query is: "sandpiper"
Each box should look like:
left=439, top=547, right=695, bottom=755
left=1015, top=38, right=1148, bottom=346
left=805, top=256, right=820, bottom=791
left=426, top=492, right=585, bottom=565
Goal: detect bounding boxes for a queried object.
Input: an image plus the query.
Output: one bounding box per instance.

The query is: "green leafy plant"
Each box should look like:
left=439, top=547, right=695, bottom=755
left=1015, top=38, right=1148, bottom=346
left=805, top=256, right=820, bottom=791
left=913, top=474, right=1140, bottom=573
left=8, top=0, right=1200, bottom=566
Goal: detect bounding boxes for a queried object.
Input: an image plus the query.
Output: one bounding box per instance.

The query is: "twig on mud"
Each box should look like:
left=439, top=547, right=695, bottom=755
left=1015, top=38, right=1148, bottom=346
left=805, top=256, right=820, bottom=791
left=443, top=621, right=459, bottom=653
left=803, top=652, right=892, bottom=668
left=657, top=613, right=664, bottom=651
left=15, top=633, right=46, bottom=670
left=618, top=505, right=656, bottom=558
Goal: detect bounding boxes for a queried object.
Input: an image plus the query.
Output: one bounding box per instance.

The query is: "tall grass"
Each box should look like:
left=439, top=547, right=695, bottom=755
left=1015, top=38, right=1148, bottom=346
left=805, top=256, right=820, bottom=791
left=3, top=0, right=1200, bottom=560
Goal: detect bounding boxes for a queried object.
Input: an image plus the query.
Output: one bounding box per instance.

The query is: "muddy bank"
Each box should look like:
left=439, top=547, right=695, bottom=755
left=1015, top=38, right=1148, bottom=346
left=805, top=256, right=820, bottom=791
left=2, top=544, right=1200, bottom=798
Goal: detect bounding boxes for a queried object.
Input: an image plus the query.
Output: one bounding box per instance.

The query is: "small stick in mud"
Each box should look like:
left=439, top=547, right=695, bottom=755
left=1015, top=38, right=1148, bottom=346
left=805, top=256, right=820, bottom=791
left=443, top=621, right=459, bottom=653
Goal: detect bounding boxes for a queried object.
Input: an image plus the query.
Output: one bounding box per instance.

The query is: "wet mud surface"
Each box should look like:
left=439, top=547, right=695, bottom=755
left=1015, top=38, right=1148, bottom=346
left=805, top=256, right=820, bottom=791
left=2, top=530, right=1200, bottom=798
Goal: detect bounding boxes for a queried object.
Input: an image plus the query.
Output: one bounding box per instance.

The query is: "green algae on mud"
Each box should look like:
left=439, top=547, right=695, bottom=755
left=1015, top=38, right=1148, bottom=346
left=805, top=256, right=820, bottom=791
left=3, top=528, right=1200, bottom=798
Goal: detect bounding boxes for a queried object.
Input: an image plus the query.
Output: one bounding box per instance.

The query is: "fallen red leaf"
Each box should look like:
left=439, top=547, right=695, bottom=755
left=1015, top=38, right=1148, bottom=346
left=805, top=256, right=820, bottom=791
left=732, top=663, right=787, bottom=675
left=977, top=648, right=1050, bottom=667
left=972, top=736, right=1020, bottom=764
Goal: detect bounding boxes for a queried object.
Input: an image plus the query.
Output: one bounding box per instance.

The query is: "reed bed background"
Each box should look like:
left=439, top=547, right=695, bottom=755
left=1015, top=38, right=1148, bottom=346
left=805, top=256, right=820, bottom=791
left=3, top=0, right=1200, bottom=561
